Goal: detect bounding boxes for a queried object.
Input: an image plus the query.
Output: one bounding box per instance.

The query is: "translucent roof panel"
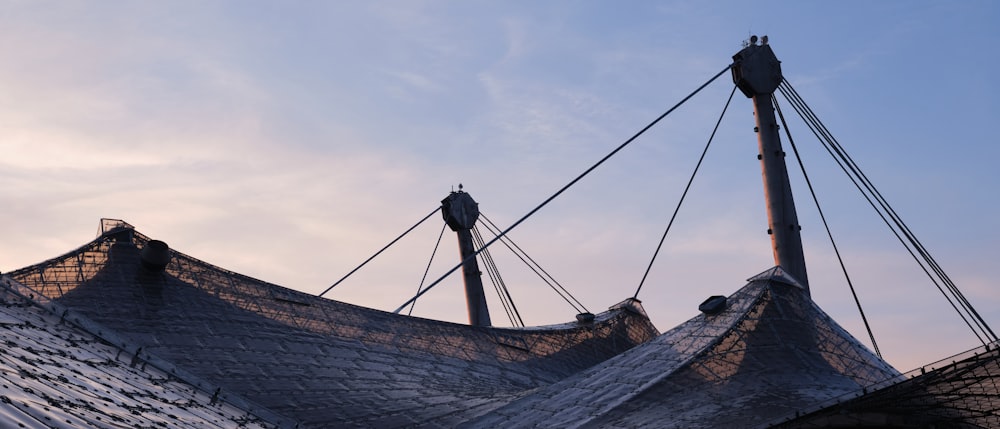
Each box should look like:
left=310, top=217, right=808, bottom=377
left=0, top=277, right=281, bottom=428
left=466, top=269, right=902, bottom=428
left=10, top=220, right=997, bottom=427
left=769, top=342, right=1000, bottom=428
left=7, top=221, right=659, bottom=427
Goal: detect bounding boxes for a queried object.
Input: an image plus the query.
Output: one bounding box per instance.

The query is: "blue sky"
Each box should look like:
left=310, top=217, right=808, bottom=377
left=1, top=1, right=997, bottom=371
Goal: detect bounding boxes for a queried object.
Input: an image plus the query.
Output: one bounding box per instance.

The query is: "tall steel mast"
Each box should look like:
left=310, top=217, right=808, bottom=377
left=441, top=186, right=492, bottom=326
left=732, top=36, right=810, bottom=294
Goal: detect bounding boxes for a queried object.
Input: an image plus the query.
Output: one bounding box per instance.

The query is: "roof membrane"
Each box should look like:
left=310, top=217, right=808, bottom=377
left=4, top=220, right=998, bottom=428
left=6, top=221, right=658, bottom=427
left=0, top=278, right=278, bottom=428
left=465, top=268, right=900, bottom=428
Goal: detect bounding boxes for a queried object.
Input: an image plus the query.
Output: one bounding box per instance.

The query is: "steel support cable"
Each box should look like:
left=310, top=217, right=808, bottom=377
left=476, top=234, right=517, bottom=327
left=779, top=82, right=949, bottom=290
left=474, top=225, right=525, bottom=327
left=772, top=94, right=883, bottom=359
left=779, top=81, right=997, bottom=343
left=778, top=81, right=996, bottom=343
left=632, top=85, right=737, bottom=299
left=480, top=214, right=586, bottom=313
left=477, top=217, right=579, bottom=314
left=479, top=212, right=587, bottom=314
left=319, top=206, right=441, bottom=297
left=776, top=82, right=986, bottom=345
left=408, top=222, right=448, bottom=316
left=777, top=83, right=961, bottom=307
left=804, top=89, right=998, bottom=343
left=393, top=64, right=735, bottom=314
left=471, top=226, right=508, bottom=324
left=471, top=227, right=514, bottom=326
left=473, top=226, right=524, bottom=327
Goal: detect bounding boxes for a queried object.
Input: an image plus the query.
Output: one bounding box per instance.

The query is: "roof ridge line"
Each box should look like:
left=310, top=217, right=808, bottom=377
left=570, top=284, right=771, bottom=428
left=465, top=281, right=770, bottom=428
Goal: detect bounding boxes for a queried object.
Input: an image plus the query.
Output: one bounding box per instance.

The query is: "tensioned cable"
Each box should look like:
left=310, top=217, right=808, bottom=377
left=319, top=206, right=441, bottom=297
left=408, top=222, right=448, bottom=316
left=479, top=213, right=586, bottom=313
left=784, top=85, right=985, bottom=346
left=395, top=63, right=733, bottom=313
left=471, top=226, right=513, bottom=325
left=777, top=81, right=993, bottom=344
left=772, top=94, right=882, bottom=358
left=472, top=225, right=525, bottom=327
left=778, top=80, right=997, bottom=344
left=632, top=85, right=737, bottom=299
left=777, top=81, right=987, bottom=345
left=393, top=64, right=735, bottom=314
left=776, top=81, right=983, bottom=344
left=479, top=212, right=587, bottom=314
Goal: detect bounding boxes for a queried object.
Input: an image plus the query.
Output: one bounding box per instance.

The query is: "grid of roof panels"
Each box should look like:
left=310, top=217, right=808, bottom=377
left=467, top=269, right=901, bottom=428
left=7, top=220, right=659, bottom=427
left=0, top=279, right=278, bottom=428
left=8, top=219, right=998, bottom=428
left=769, top=341, right=1000, bottom=428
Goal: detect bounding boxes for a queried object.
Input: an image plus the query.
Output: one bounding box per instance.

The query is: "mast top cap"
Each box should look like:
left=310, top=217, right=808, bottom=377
left=731, top=40, right=782, bottom=98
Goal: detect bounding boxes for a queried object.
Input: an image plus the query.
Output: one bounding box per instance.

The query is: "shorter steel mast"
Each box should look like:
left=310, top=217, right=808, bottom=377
left=441, top=185, right=492, bottom=326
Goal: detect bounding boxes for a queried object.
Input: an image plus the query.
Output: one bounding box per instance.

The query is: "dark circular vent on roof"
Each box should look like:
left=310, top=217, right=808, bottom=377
left=140, top=240, right=171, bottom=272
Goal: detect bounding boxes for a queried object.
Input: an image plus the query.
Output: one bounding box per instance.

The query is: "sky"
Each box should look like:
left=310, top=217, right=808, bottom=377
left=1, top=1, right=997, bottom=372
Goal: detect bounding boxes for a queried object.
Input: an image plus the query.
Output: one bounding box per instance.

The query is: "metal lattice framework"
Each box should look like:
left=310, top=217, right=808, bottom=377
left=7, top=219, right=659, bottom=427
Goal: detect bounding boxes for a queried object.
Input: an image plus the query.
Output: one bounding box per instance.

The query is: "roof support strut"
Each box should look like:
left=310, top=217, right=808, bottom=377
left=732, top=37, right=810, bottom=294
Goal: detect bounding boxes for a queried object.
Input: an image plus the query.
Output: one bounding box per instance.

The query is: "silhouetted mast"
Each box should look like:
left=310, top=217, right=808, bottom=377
left=732, top=36, right=810, bottom=294
left=441, top=186, right=492, bottom=326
